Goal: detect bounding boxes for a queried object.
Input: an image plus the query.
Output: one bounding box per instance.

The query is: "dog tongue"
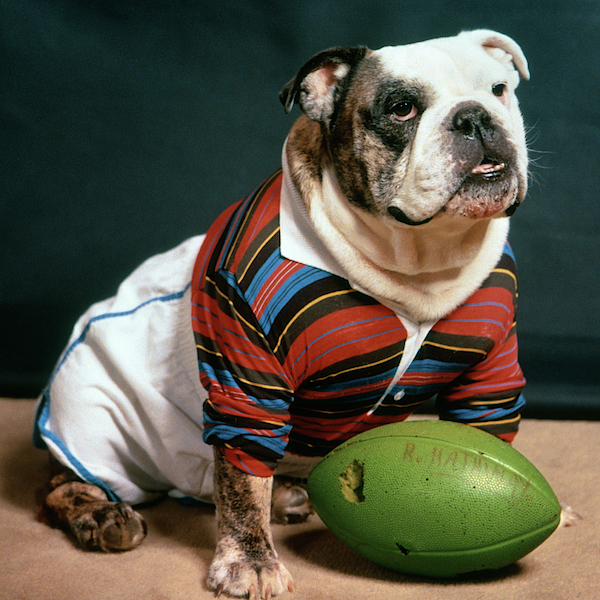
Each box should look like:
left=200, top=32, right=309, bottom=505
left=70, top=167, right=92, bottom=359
left=471, top=162, right=505, bottom=174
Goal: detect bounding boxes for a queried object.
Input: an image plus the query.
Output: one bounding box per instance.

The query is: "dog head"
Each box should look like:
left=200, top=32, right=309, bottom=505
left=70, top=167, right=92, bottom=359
left=280, top=30, right=529, bottom=228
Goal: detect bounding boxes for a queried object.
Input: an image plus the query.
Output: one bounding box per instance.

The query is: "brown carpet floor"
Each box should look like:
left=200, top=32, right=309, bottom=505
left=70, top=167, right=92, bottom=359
left=1, top=398, right=598, bottom=599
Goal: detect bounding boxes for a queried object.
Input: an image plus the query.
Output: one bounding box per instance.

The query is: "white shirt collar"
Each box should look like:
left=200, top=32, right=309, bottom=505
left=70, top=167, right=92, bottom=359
left=279, top=141, right=347, bottom=279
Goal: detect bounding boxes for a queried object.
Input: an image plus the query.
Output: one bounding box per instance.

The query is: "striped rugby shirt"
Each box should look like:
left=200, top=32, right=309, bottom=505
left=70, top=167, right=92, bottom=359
left=191, top=171, right=526, bottom=477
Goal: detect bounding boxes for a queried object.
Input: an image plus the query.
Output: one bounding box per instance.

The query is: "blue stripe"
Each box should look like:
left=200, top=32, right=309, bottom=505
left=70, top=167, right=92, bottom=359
left=217, top=196, right=255, bottom=267
left=311, top=367, right=398, bottom=393
left=204, top=367, right=292, bottom=407
left=292, top=314, right=399, bottom=373
left=305, top=387, right=392, bottom=405
left=442, top=393, right=526, bottom=422
left=407, top=358, right=469, bottom=374
left=33, top=283, right=192, bottom=502
left=459, top=301, right=511, bottom=313
left=259, top=269, right=327, bottom=332
left=250, top=261, right=332, bottom=333
left=46, top=284, right=191, bottom=391
left=454, top=377, right=526, bottom=393
left=503, top=242, right=516, bottom=261
left=34, top=391, right=122, bottom=502
left=442, top=318, right=506, bottom=329
left=496, top=342, right=518, bottom=360
left=197, top=318, right=272, bottom=365
left=306, top=329, right=401, bottom=374
left=400, top=383, right=451, bottom=397
left=244, top=250, right=286, bottom=303
left=246, top=180, right=281, bottom=241
left=480, top=356, right=520, bottom=373
left=202, top=422, right=292, bottom=459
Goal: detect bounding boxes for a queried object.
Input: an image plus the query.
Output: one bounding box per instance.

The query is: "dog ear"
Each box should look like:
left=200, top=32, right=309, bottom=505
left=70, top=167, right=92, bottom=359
left=463, top=30, right=530, bottom=81
left=279, top=46, right=368, bottom=123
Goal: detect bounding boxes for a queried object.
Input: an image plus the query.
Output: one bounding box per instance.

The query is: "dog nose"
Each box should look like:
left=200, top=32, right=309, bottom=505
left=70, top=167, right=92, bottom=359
left=452, top=105, right=494, bottom=139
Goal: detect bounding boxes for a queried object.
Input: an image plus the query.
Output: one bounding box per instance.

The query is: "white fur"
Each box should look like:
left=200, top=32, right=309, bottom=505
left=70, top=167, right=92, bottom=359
left=306, top=164, right=510, bottom=322
left=374, top=31, right=529, bottom=224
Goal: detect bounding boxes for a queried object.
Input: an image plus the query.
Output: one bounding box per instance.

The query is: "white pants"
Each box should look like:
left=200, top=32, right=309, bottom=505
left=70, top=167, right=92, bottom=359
left=35, top=235, right=318, bottom=505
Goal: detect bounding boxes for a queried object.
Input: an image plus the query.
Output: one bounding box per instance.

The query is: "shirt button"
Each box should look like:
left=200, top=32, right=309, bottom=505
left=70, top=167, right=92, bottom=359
left=393, top=389, right=406, bottom=401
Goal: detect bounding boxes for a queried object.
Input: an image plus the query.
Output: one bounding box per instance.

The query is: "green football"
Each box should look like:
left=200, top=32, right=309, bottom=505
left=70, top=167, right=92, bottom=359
left=306, top=420, right=561, bottom=577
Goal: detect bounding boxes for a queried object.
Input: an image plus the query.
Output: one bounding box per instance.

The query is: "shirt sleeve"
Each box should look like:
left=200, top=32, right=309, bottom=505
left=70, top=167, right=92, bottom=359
left=435, top=251, right=526, bottom=443
left=435, top=330, right=526, bottom=443
left=193, top=265, right=294, bottom=477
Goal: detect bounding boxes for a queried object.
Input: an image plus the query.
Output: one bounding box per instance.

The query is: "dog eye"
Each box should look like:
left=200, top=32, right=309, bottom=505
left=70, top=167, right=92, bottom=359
left=492, top=83, right=507, bottom=97
left=390, top=101, right=418, bottom=121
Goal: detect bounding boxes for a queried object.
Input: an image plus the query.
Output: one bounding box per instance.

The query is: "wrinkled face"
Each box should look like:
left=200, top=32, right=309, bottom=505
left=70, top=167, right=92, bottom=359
left=328, top=37, right=528, bottom=226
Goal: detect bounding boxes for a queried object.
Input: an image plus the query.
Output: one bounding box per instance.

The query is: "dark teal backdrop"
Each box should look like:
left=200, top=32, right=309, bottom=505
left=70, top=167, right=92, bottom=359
left=2, top=0, right=599, bottom=418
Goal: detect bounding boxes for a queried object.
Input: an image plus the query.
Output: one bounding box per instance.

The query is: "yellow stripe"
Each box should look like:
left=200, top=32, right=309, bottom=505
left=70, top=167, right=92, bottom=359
left=224, top=175, right=277, bottom=266
left=202, top=283, right=293, bottom=392
left=236, top=376, right=292, bottom=394
left=468, top=414, right=521, bottom=428
left=421, top=340, right=487, bottom=356
left=468, top=395, right=517, bottom=406
left=238, top=227, right=279, bottom=283
left=493, top=267, right=517, bottom=285
left=196, top=344, right=223, bottom=358
left=273, top=289, right=355, bottom=354
left=310, top=348, right=404, bottom=383
left=305, top=398, right=423, bottom=414
left=206, top=276, right=264, bottom=338
left=207, top=398, right=288, bottom=423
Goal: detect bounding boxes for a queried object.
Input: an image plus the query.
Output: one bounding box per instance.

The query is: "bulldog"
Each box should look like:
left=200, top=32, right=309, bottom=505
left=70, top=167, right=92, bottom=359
left=36, top=30, right=546, bottom=599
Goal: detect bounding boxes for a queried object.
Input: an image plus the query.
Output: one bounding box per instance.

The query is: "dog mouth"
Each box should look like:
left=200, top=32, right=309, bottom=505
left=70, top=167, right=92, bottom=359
left=470, top=159, right=505, bottom=179
left=446, top=157, right=519, bottom=219
left=387, top=158, right=518, bottom=226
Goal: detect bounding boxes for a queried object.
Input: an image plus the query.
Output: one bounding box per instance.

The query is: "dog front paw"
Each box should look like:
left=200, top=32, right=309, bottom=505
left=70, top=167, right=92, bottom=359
left=207, top=547, right=294, bottom=599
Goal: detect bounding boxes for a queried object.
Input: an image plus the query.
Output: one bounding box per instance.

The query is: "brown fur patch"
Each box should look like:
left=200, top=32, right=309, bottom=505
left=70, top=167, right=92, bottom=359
left=286, top=115, right=326, bottom=201
left=212, top=448, right=274, bottom=559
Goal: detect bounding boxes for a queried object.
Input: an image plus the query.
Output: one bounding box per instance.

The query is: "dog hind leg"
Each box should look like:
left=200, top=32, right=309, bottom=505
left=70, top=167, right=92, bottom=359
left=41, top=470, right=147, bottom=552
left=271, top=477, right=313, bottom=525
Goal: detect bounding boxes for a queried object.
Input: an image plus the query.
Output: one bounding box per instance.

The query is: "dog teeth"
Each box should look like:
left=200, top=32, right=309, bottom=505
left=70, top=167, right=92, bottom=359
left=471, top=162, right=505, bottom=175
